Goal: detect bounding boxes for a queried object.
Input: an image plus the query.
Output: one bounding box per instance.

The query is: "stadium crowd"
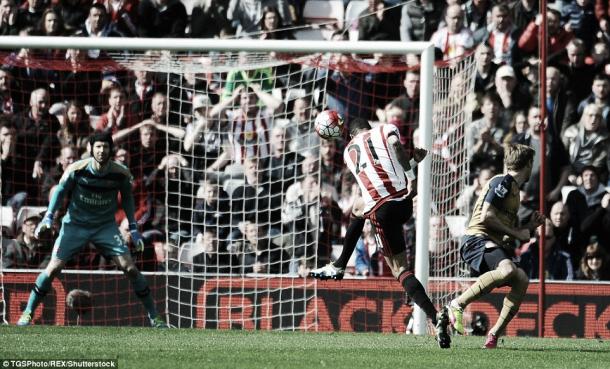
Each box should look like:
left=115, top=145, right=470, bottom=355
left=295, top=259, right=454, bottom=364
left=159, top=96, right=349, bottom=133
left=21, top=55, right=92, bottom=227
left=0, top=0, right=609, bottom=281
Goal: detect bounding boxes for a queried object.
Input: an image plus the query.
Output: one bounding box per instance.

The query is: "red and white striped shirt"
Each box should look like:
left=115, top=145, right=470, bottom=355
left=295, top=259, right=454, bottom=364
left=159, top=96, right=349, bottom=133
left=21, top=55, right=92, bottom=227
left=344, top=124, right=409, bottom=214
left=227, top=108, right=271, bottom=164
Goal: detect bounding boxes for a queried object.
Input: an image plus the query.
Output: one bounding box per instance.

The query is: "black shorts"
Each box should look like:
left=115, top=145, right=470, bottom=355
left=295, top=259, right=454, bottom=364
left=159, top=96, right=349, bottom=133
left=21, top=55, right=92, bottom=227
left=460, top=235, right=512, bottom=277
left=366, top=198, right=412, bottom=257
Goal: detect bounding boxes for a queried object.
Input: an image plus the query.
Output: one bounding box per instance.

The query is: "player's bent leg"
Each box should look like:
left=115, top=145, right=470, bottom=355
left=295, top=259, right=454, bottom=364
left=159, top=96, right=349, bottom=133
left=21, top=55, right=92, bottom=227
left=114, top=253, right=167, bottom=328
left=387, top=252, right=450, bottom=348
left=310, top=213, right=364, bottom=280
left=456, top=257, right=519, bottom=308
left=486, top=267, right=529, bottom=347
left=18, top=258, right=66, bottom=326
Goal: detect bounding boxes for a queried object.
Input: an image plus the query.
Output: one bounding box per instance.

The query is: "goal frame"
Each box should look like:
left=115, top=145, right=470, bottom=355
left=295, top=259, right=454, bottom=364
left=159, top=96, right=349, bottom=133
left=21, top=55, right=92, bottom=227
left=0, top=36, right=435, bottom=334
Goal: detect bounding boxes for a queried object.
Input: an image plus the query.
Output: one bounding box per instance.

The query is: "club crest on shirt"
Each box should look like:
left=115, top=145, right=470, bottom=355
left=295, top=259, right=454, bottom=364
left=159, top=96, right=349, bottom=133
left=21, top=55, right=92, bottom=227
left=494, top=183, right=508, bottom=198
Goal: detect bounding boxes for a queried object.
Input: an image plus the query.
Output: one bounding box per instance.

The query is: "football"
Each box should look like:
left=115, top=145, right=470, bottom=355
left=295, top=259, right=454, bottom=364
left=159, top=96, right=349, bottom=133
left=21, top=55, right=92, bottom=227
left=315, top=110, right=344, bottom=139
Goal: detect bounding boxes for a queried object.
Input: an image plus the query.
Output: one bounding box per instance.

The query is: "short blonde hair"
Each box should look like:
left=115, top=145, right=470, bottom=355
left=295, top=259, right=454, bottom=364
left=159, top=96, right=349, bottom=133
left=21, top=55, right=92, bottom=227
left=504, top=143, right=535, bottom=171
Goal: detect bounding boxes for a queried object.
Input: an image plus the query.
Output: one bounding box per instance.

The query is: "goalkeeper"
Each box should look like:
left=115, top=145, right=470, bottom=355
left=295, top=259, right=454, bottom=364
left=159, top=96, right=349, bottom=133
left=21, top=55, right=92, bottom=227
left=17, top=132, right=167, bottom=328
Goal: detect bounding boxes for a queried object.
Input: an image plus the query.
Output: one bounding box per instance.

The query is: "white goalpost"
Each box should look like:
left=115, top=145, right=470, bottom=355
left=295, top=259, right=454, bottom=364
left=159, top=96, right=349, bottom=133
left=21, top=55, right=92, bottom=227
left=0, top=36, right=474, bottom=333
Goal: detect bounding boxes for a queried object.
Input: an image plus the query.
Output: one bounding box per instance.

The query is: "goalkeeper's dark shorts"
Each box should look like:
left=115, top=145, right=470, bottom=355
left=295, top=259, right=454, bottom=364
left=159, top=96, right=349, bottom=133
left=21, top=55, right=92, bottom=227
left=366, top=198, right=413, bottom=257
left=460, top=235, right=513, bottom=277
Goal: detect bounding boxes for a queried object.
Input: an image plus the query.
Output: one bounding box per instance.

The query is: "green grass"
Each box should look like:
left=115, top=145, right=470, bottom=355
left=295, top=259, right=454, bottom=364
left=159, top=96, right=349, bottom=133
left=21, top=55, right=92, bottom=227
left=0, top=326, right=608, bottom=369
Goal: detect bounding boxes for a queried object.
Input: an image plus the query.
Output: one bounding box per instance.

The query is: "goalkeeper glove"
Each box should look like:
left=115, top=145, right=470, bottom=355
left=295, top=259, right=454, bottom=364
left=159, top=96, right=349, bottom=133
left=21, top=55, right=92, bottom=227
left=34, top=213, right=53, bottom=239
left=129, top=223, right=144, bottom=252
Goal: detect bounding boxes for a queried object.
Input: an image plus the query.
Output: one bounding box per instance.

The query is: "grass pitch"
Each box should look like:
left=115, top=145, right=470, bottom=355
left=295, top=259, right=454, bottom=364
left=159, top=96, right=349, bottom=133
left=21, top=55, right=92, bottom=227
left=0, top=326, right=608, bottom=369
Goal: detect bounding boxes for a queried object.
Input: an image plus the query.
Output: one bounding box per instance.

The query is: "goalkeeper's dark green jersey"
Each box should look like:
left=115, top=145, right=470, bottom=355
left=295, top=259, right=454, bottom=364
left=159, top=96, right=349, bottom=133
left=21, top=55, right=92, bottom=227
left=48, top=158, right=136, bottom=226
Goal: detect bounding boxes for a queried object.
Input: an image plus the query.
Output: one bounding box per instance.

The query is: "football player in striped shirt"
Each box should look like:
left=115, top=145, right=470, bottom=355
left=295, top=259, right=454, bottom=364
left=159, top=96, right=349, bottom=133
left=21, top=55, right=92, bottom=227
left=17, top=132, right=167, bottom=328
left=311, top=118, right=451, bottom=348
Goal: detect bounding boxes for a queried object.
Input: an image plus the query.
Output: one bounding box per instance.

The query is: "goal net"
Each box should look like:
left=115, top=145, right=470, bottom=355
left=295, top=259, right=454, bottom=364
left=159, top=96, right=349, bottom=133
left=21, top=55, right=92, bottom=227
left=0, top=38, right=475, bottom=331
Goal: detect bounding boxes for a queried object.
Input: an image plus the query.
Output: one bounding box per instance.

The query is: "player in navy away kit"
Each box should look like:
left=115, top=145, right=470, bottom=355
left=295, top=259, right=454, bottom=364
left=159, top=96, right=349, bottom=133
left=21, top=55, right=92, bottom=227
left=17, top=132, right=167, bottom=328
left=310, top=118, right=451, bottom=348
left=446, top=143, right=545, bottom=348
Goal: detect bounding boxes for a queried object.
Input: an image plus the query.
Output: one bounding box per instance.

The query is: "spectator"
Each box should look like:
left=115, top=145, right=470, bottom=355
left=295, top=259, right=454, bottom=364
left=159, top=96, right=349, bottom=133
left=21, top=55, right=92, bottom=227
left=320, top=139, right=341, bottom=190
left=54, top=0, right=88, bottom=32
left=467, top=92, right=505, bottom=173
left=545, top=66, right=577, bottom=145
left=75, top=4, right=125, bottom=59
left=227, top=0, right=292, bottom=36
left=589, top=41, right=610, bottom=70
left=36, top=8, right=65, bottom=36
left=503, top=110, right=528, bottom=145
left=518, top=6, right=574, bottom=61
left=581, top=190, right=610, bottom=250
left=576, top=242, right=610, bottom=280
left=576, top=74, right=610, bottom=130
left=0, top=0, right=24, bottom=36
left=183, top=94, right=230, bottom=177
left=126, top=66, right=160, bottom=122
left=473, top=43, right=499, bottom=96
left=358, top=0, right=401, bottom=41
left=259, top=5, right=293, bottom=40
left=430, top=4, right=474, bottom=60
left=41, top=145, right=77, bottom=201
left=147, top=153, right=194, bottom=235
left=0, top=67, right=21, bottom=114
left=231, top=156, right=282, bottom=230
left=493, top=65, right=532, bottom=130
left=115, top=93, right=185, bottom=151
left=265, top=125, right=302, bottom=191
left=549, top=201, right=586, bottom=269
left=190, top=0, right=230, bottom=39
left=137, top=0, right=187, bottom=38
left=474, top=4, right=518, bottom=65
left=281, top=173, right=319, bottom=264
left=2, top=213, right=52, bottom=269
left=56, top=49, right=104, bottom=112
left=220, top=53, right=276, bottom=100
left=211, top=85, right=282, bottom=165
left=462, top=0, right=491, bottom=34
left=562, top=0, right=598, bottom=51
left=455, top=166, right=495, bottom=213
left=95, top=86, right=131, bottom=134
left=354, top=219, right=390, bottom=277
left=192, top=177, right=231, bottom=239
left=19, top=0, right=45, bottom=29
left=565, top=166, right=609, bottom=243
left=324, top=53, right=373, bottom=122
left=400, top=0, right=443, bottom=42
left=0, top=118, right=28, bottom=208
left=562, top=103, right=609, bottom=177
left=388, top=70, right=420, bottom=152
left=513, top=106, right=570, bottom=209
left=509, top=0, right=538, bottom=38
left=520, top=219, right=574, bottom=280
left=286, top=96, right=319, bottom=158
left=95, top=0, right=139, bottom=37
left=228, top=220, right=289, bottom=274
left=192, top=228, right=234, bottom=274
left=556, top=39, right=597, bottom=104
left=115, top=123, right=165, bottom=180
left=12, top=88, right=62, bottom=205
left=58, top=100, right=92, bottom=153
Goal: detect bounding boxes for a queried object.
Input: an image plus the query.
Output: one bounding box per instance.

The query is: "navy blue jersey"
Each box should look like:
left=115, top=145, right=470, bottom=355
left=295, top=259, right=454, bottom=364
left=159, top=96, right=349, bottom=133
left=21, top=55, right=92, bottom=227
left=465, top=174, right=520, bottom=245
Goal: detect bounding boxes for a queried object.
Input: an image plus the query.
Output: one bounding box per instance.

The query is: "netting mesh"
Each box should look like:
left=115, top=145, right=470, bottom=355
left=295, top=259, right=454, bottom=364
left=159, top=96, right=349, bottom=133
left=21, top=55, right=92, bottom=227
left=0, top=45, right=475, bottom=330
left=429, top=55, right=477, bottom=309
